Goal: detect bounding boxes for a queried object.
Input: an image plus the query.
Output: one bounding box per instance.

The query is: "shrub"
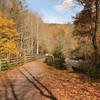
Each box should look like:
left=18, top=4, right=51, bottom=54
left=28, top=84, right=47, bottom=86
left=1, top=62, right=13, bottom=71
left=52, top=46, right=66, bottom=69
left=45, top=46, right=66, bottom=69
left=79, top=61, right=100, bottom=79
left=45, top=56, right=54, bottom=66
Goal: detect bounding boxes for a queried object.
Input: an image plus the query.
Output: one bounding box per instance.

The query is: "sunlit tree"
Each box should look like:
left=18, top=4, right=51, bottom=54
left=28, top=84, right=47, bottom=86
left=0, top=12, right=19, bottom=56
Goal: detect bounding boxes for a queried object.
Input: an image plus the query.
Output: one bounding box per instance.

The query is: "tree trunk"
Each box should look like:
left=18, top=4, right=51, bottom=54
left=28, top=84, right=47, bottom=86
left=36, top=19, right=39, bottom=55
left=92, top=0, right=99, bottom=64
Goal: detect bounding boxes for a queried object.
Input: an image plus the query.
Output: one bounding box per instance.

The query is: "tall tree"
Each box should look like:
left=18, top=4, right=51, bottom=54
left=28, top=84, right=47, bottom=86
left=0, top=12, right=19, bottom=56
left=75, top=0, right=100, bottom=64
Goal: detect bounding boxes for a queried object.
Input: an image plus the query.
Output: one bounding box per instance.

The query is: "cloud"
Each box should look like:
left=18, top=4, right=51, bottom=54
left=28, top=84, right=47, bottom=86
left=42, top=17, right=64, bottom=24
left=42, top=17, right=72, bottom=24
left=54, top=0, right=77, bottom=11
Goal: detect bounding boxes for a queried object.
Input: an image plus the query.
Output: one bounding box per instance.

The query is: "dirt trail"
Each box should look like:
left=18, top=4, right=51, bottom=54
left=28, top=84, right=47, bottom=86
left=0, top=59, right=57, bottom=100
left=0, top=59, right=100, bottom=100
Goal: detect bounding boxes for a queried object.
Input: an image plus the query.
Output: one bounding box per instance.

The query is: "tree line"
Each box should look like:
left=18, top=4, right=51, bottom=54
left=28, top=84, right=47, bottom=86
left=0, top=0, right=76, bottom=70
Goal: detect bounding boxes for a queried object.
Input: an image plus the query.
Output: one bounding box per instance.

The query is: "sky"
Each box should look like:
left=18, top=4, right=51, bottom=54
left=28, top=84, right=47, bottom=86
left=26, top=0, right=83, bottom=24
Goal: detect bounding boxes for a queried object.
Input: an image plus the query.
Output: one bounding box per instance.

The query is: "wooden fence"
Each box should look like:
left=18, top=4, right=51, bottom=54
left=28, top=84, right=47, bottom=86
left=0, top=54, right=45, bottom=71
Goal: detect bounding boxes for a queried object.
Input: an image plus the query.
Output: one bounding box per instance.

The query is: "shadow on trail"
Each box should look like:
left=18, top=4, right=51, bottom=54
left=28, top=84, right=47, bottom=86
left=18, top=68, right=58, bottom=100
left=4, top=76, right=19, bottom=100
left=1, top=78, right=9, bottom=100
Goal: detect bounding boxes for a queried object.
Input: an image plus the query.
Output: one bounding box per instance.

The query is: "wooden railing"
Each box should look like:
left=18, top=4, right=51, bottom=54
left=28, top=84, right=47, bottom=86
left=0, top=54, right=44, bottom=71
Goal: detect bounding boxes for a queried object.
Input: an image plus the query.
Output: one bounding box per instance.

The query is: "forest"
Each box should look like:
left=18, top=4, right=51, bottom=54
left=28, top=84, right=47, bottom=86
left=0, top=0, right=100, bottom=100
left=0, top=0, right=77, bottom=70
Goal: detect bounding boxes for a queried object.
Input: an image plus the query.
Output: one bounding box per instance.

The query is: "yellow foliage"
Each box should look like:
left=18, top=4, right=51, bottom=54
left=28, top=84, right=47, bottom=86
left=0, top=16, right=15, bottom=26
left=2, top=41, right=19, bottom=56
left=0, top=13, right=19, bottom=56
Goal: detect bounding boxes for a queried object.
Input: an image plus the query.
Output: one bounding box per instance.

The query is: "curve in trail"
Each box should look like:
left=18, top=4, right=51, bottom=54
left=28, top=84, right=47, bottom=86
left=0, top=59, right=58, bottom=100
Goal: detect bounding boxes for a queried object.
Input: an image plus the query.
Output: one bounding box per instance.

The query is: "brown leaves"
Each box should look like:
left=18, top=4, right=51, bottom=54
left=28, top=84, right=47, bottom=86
left=41, top=62, right=100, bottom=100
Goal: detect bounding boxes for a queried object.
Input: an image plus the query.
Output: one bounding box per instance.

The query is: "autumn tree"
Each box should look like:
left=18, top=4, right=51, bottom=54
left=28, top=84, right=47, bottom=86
left=0, top=12, right=19, bottom=57
left=74, top=0, right=100, bottom=65
left=73, top=0, right=100, bottom=78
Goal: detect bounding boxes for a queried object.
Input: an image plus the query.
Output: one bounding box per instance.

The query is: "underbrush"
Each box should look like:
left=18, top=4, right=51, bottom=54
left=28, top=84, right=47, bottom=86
left=78, top=61, right=100, bottom=79
left=1, top=62, right=17, bottom=71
